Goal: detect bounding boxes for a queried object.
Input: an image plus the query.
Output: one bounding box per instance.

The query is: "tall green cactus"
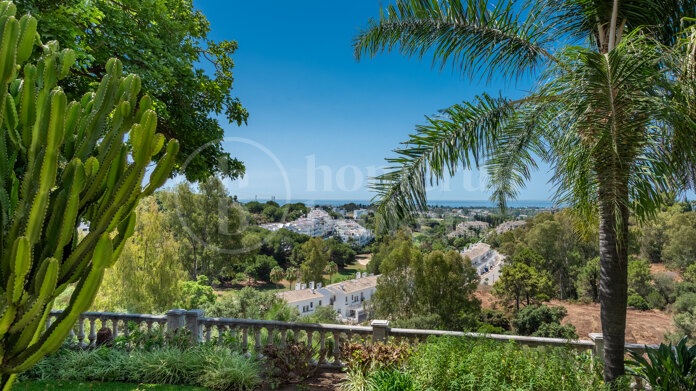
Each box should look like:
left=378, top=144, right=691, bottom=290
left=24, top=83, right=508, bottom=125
left=0, top=2, right=178, bottom=388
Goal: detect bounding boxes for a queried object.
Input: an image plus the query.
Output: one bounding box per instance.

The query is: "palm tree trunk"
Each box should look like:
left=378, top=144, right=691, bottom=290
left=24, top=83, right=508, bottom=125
left=598, top=195, right=629, bottom=384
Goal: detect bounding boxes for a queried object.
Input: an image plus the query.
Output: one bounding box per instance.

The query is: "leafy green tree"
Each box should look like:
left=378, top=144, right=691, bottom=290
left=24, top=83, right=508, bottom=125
left=299, top=238, right=328, bottom=284
left=270, top=266, right=285, bottom=285
left=512, top=305, right=577, bottom=339
left=262, top=205, right=283, bottom=222
left=284, top=267, right=299, bottom=291
left=372, top=235, right=481, bottom=330
left=412, top=250, right=481, bottom=330
left=685, top=263, right=696, bottom=284
left=96, top=198, right=186, bottom=313
left=576, top=257, right=600, bottom=303
left=204, top=287, right=277, bottom=319
left=372, top=237, right=422, bottom=323
left=325, top=261, right=338, bottom=284
left=15, top=0, right=248, bottom=181
left=661, top=211, right=696, bottom=269
left=177, top=275, right=216, bottom=310
left=355, top=0, right=696, bottom=382
left=245, top=201, right=265, bottom=214
left=258, top=228, right=310, bottom=267
left=628, top=258, right=654, bottom=298
left=163, top=177, right=245, bottom=280
left=495, top=262, right=548, bottom=310
left=326, top=238, right=357, bottom=267
left=367, top=230, right=411, bottom=275
left=244, top=255, right=278, bottom=283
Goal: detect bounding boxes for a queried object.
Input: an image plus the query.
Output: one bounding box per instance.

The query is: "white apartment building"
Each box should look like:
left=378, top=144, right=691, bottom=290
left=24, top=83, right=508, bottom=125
left=276, top=273, right=378, bottom=323
left=495, top=220, right=526, bottom=234
left=334, top=219, right=373, bottom=247
left=260, top=208, right=373, bottom=245
left=458, top=221, right=489, bottom=231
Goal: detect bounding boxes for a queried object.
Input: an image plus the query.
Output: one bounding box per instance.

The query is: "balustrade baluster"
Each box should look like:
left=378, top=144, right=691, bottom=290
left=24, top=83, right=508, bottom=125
left=266, top=327, right=275, bottom=346
left=217, top=325, right=226, bottom=345
left=254, top=327, right=262, bottom=353
left=333, top=332, right=341, bottom=365
left=307, top=330, right=313, bottom=349
left=68, top=327, right=75, bottom=342
left=88, top=318, right=97, bottom=347
left=146, top=320, right=153, bottom=333
left=77, top=318, right=85, bottom=347
left=242, top=327, right=248, bottom=353
left=112, top=319, right=119, bottom=339
left=280, top=328, right=287, bottom=348
left=204, top=325, right=211, bottom=342
left=124, top=320, right=130, bottom=338
left=319, top=332, right=328, bottom=364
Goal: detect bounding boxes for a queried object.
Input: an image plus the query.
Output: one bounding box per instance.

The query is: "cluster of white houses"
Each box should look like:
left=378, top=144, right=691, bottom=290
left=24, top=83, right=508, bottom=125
left=261, top=208, right=374, bottom=246
left=276, top=272, right=378, bottom=323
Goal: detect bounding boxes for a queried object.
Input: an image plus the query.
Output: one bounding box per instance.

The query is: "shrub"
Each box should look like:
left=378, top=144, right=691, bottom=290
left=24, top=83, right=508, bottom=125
left=533, top=322, right=578, bottom=339
left=178, top=275, right=216, bottom=309
left=130, top=348, right=207, bottom=384
left=262, top=342, right=324, bottom=384
left=341, top=341, right=412, bottom=375
left=653, top=273, right=677, bottom=303
left=20, top=345, right=260, bottom=390
left=512, top=305, right=569, bottom=335
left=673, top=292, right=696, bottom=313
left=369, top=369, right=414, bottom=391
left=646, top=290, right=667, bottom=310
left=480, top=309, right=510, bottom=331
left=198, top=350, right=261, bottom=391
left=408, top=336, right=602, bottom=391
left=627, top=293, right=651, bottom=311
left=628, top=337, right=696, bottom=391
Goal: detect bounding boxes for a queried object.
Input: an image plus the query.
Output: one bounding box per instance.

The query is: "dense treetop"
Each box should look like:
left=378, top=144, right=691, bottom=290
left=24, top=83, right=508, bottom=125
left=15, top=0, right=248, bottom=181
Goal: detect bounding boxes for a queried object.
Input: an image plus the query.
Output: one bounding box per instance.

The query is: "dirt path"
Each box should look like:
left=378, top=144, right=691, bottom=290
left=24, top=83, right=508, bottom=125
left=553, top=299, right=674, bottom=344
left=476, top=289, right=674, bottom=345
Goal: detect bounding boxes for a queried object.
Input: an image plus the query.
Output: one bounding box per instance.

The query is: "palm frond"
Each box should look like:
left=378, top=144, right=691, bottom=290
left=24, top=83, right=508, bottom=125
left=485, top=103, right=551, bottom=210
left=353, top=0, right=557, bottom=81
left=371, top=94, right=530, bottom=230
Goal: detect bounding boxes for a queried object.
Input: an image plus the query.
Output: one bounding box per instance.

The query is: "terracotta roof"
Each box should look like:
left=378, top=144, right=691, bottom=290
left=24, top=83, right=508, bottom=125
left=325, top=275, right=378, bottom=294
left=276, top=289, right=324, bottom=304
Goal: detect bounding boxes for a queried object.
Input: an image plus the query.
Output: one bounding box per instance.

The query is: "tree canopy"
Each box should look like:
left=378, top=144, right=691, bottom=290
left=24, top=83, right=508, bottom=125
left=15, top=0, right=248, bottom=181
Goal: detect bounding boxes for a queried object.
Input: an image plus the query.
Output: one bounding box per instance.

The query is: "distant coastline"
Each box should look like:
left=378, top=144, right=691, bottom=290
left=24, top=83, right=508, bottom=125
left=237, top=199, right=556, bottom=208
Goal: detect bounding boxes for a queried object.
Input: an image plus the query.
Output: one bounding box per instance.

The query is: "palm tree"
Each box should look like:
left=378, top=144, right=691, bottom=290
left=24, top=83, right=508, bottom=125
left=270, top=266, right=286, bottom=287
left=354, top=0, right=696, bottom=383
left=325, top=261, right=339, bottom=283
left=285, top=266, right=299, bottom=291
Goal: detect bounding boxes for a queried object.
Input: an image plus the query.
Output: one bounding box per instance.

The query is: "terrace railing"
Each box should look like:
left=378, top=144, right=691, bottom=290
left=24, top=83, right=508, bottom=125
left=48, top=309, right=657, bottom=388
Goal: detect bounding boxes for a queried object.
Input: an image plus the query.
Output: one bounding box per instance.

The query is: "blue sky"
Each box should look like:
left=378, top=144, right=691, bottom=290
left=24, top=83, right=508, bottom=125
left=186, top=0, right=553, bottom=202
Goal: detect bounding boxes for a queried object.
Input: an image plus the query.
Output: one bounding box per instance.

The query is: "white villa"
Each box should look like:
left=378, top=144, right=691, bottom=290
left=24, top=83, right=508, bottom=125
left=276, top=272, right=378, bottom=323
left=261, top=208, right=373, bottom=246
left=334, top=219, right=373, bottom=247
left=495, top=220, right=526, bottom=234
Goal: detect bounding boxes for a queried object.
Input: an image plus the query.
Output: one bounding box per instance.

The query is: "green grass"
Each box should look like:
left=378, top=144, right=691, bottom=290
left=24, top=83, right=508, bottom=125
left=14, top=381, right=211, bottom=390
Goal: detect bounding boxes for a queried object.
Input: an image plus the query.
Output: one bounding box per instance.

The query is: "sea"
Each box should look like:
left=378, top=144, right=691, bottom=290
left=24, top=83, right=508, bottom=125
left=237, top=199, right=556, bottom=208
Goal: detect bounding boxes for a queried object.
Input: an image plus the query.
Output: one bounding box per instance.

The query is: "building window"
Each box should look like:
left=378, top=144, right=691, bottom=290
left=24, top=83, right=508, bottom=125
left=310, top=302, right=313, bottom=308
left=319, top=300, right=322, bottom=306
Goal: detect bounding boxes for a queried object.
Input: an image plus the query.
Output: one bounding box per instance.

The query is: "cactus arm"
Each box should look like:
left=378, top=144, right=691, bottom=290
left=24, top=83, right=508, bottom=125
left=0, top=16, right=18, bottom=84
left=19, top=64, right=36, bottom=150
left=24, top=91, right=66, bottom=245
left=6, top=237, right=110, bottom=372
